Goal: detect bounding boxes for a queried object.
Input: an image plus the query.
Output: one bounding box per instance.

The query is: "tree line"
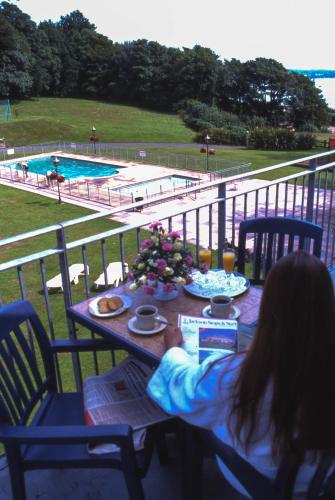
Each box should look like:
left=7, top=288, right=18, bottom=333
left=0, top=1, right=330, bottom=132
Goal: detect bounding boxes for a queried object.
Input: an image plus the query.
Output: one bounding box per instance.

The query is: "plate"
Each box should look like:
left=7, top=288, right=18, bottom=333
left=202, top=304, right=241, bottom=320
left=184, top=270, right=250, bottom=299
left=128, top=315, right=167, bottom=335
left=89, top=294, right=132, bottom=318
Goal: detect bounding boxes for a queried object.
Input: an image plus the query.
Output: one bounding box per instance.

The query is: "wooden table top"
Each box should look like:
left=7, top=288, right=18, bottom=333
left=68, top=284, right=262, bottom=366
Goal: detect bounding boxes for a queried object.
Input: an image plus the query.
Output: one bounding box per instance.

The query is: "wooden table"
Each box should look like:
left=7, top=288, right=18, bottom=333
left=67, top=284, right=262, bottom=366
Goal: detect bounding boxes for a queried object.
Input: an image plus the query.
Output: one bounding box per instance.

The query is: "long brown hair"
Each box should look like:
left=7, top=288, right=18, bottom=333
left=232, top=251, right=335, bottom=457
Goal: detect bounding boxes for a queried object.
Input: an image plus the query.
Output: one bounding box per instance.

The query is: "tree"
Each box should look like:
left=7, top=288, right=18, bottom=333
left=0, top=3, right=34, bottom=98
left=172, top=45, right=220, bottom=105
left=285, top=73, right=330, bottom=129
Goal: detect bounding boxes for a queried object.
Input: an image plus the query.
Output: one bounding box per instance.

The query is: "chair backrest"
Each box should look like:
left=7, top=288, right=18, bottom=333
left=203, top=430, right=335, bottom=500
left=237, top=217, right=323, bottom=284
left=0, top=300, right=57, bottom=426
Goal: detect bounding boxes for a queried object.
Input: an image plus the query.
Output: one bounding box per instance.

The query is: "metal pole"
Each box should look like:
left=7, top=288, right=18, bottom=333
left=217, top=181, right=227, bottom=268
left=306, top=158, right=316, bottom=222
left=206, top=141, right=209, bottom=172
left=53, top=158, right=61, bottom=204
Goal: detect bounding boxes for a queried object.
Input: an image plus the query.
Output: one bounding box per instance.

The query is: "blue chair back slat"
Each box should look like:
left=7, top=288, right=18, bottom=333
left=254, top=233, right=263, bottom=280
left=0, top=374, right=21, bottom=424
left=0, top=301, right=57, bottom=425
left=0, top=341, right=30, bottom=409
left=287, top=234, right=294, bottom=254
left=13, top=326, right=43, bottom=389
left=237, top=217, right=323, bottom=284
left=4, top=334, right=36, bottom=397
left=265, top=233, right=274, bottom=277
left=276, top=233, right=285, bottom=260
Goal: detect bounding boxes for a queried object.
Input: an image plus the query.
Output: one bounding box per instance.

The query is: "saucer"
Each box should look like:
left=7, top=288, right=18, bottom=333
left=202, top=304, right=240, bottom=320
left=128, top=314, right=168, bottom=335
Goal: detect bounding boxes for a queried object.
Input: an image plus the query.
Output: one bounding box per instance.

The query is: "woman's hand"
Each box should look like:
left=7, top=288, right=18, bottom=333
left=164, top=326, right=183, bottom=350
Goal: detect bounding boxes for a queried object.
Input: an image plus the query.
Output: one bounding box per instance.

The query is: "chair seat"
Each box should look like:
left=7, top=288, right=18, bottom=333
left=22, top=393, right=147, bottom=471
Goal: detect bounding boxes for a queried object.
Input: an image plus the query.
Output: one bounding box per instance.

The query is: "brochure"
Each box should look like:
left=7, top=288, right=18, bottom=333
left=178, top=314, right=238, bottom=363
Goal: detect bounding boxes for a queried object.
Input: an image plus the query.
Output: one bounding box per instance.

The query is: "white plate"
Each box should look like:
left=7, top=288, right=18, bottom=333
left=202, top=304, right=241, bottom=320
left=128, top=314, right=167, bottom=335
left=184, top=270, right=250, bottom=299
left=89, top=294, right=132, bottom=318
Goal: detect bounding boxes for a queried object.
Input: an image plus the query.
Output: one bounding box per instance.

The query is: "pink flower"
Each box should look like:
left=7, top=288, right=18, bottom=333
left=163, top=282, right=175, bottom=293
left=147, top=271, right=158, bottom=281
left=156, top=258, right=167, bottom=271
left=168, top=231, right=181, bottom=239
left=144, top=286, right=155, bottom=295
left=141, top=239, right=153, bottom=248
left=149, top=221, right=162, bottom=230
left=162, top=242, right=173, bottom=251
left=128, top=270, right=134, bottom=280
left=184, top=255, right=193, bottom=266
left=185, top=277, right=193, bottom=285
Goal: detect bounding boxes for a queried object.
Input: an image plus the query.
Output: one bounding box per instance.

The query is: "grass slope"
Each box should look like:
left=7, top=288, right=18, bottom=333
left=0, top=97, right=194, bottom=146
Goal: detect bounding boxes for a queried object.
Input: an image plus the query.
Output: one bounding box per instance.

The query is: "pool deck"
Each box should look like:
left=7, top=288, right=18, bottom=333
left=0, top=151, right=322, bottom=250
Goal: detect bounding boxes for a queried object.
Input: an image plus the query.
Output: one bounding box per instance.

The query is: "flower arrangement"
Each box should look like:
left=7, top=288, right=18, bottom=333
left=128, top=221, right=193, bottom=295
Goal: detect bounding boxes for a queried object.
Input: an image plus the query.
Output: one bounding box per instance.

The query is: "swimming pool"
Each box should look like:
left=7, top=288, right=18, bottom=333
left=5, top=156, right=122, bottom=179
left=114, top=175, right=199, bottom=198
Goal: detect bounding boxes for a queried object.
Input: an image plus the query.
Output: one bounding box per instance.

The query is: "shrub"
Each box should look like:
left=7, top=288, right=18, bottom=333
left=178, top=99, right=243, bottom=131
left=295, top=133, right=316, bottom=149
left=195, top=126, right=248, bottom=146
left=250, top=128, right=316, bottom=150
left=250, top=128, right=296, bottom=150
left=296, top=122, right=319, bottom=133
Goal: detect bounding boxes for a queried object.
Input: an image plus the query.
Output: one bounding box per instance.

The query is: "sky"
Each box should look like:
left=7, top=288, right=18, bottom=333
left=13, top=0, right=335, bottom=70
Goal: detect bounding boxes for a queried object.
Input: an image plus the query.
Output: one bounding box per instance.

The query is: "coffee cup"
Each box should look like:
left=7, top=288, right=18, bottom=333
left=135, top=305, right=158, bottom=330
left=210, top=295, right=233, bottom=318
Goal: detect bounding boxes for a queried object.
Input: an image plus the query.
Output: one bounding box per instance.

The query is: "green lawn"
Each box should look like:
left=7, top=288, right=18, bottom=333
left=0, top=184, right=144, bottom=389
left=0, top=97, right=194, bottom=146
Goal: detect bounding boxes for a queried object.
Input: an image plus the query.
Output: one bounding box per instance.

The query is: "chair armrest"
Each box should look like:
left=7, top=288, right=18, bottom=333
left=0, top=424, right=133, bottom=446
left=50, top=339, right=116, bottom=353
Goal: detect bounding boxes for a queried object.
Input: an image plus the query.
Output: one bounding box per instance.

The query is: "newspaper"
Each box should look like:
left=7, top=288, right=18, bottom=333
left=178, top=314, right=238, bottom=364
left=83, top=356, right=170, bottom=454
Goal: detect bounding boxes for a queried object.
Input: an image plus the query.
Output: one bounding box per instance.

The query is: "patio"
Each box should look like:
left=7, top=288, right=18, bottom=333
left=0, top=438, right=244, bottom=500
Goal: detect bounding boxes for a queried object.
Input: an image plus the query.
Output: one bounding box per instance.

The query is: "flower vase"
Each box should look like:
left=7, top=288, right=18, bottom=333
left=154, top=282, right=179, bottom=301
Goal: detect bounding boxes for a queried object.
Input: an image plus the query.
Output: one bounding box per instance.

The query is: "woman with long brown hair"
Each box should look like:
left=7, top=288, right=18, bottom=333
left=147, top=251, right=335, bottom=496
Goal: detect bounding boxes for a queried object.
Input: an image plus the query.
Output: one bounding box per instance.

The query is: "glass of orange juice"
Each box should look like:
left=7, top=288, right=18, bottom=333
left=199, top=247, right=212, bottom=283
left=222, top=248, right=235, bottom=286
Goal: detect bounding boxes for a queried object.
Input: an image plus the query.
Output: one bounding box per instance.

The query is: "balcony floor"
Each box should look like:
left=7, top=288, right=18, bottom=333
left=0, top=437, right=246, bottom=500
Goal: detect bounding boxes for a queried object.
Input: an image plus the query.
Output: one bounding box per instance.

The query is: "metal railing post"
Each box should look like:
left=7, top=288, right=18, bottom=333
left=217, top=181, right=227, bottom=268
left=56, top=226, right=82, bottom=391
left=306, top=158, right=317, bottom=222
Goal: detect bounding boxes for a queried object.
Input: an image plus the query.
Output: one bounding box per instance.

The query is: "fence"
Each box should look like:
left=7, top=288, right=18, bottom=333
left=0, top=149, right=334, bottom=391
left=0, top=143, right=252, bottom=207
left=0, top=142, right=245, bottom=172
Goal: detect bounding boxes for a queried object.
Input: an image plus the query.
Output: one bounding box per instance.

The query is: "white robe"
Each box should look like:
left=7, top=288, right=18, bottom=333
left=147, top=347, right=319, bottom=498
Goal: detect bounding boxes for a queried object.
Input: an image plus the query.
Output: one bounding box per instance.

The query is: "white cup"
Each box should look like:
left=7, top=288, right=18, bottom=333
left=135, top=305, right=158, bottom=330
left=210, top=295, right=233, bottom=318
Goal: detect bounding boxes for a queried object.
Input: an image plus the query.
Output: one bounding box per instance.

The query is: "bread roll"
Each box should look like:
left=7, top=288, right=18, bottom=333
left=97, top=295, right=123, bottom=313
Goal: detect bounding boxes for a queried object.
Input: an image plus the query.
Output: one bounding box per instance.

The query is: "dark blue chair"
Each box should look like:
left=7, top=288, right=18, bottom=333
left=237, top=217, right=323, bottom=285
left=0, top=300, right=154, bottom=500
left=181, top=427, right=335, bottom=500
left=329, top=263, right=335, bottom=289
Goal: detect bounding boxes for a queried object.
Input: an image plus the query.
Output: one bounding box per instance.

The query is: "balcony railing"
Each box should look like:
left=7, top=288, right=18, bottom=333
left=0, top=149, right=334, bottom=391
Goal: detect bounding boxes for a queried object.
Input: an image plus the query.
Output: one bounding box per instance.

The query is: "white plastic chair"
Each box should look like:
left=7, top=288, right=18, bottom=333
left=93, top=262, right=128, bottom=289
left=46, top=264, right=89, bottom=292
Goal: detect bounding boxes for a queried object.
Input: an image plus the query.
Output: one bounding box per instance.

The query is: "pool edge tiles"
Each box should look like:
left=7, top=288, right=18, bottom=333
left=3, top=155, right=126, bottom=180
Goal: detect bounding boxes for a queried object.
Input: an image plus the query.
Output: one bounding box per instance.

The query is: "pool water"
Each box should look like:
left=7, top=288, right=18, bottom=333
left=116, top=175, right=198, bottom=197
left=6, top=156, right=121, bottom=179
